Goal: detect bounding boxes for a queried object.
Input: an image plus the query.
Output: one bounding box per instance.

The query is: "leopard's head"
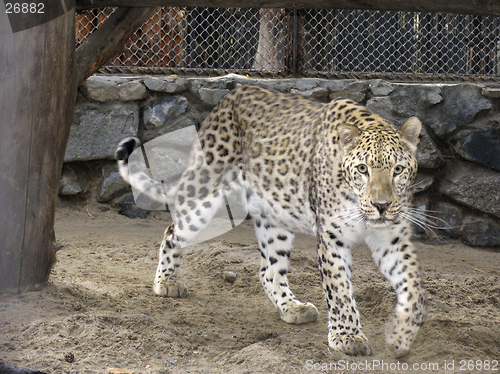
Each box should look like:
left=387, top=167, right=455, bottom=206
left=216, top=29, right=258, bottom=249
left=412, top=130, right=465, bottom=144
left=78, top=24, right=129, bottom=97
left=338, top=117, right=421, bottom=228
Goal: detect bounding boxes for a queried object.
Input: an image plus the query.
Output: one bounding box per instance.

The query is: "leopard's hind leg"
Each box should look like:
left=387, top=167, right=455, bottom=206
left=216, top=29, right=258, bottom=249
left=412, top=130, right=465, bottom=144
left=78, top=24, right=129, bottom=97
left=153, top=223, right=189, bottom=298
left=153, top=177, right=227, bottom=297
left=254, top=216, right=318, bottom=324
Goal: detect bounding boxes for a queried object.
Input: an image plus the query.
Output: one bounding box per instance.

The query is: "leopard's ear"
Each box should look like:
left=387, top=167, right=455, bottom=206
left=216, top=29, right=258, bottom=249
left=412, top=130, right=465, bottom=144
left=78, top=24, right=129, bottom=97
left=337, top=124, right=361, bottom=152
left=399, top=117, right=422, bottom=153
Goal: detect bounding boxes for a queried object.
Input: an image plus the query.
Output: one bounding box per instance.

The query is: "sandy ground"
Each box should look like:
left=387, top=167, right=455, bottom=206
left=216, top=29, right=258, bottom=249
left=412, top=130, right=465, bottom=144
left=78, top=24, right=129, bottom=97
left=1, top=200, right=500, bottom=374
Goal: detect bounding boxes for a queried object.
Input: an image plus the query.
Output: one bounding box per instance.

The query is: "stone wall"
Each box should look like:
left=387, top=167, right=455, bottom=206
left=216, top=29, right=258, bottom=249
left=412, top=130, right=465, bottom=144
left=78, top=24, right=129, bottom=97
left=60, top=74, right=500, bottom=247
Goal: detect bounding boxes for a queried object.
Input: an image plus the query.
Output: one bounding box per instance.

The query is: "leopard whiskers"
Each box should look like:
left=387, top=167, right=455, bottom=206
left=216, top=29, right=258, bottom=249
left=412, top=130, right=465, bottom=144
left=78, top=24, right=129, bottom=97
left=333, top=207, right=365, bottom=228
left=405, top=207, right=457, bottom=229
left=398, top=211, right=436, bottom=237
left=399, top=207, right=458, bottom=237
left=341, top=213, right=365, bottom=228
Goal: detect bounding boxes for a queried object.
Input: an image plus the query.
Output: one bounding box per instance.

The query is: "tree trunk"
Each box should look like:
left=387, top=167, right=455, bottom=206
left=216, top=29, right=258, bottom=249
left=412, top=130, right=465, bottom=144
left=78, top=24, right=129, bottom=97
left=252, top=9, right=289, bottom=72
left=0, top=6, right=78, bottom=293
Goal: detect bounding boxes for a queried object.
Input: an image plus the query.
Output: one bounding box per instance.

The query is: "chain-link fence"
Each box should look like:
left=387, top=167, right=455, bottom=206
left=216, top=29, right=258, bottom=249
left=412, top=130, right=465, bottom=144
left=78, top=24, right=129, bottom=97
left=76, top=7, right=500, bottom=78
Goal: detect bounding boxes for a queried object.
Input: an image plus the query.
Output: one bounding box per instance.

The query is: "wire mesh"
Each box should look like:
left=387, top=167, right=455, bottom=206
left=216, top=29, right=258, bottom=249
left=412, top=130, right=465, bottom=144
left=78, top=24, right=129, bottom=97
left=300, top=9, right=500, bottom=76
left=76, top=7, right=292, bottom=74
left=76, top=7, right=500, bottom=77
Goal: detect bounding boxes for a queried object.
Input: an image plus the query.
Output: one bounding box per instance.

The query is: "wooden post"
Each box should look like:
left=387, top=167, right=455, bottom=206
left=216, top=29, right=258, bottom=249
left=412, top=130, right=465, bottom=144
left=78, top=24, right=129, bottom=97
left=0, top=6, right=78, bottom=293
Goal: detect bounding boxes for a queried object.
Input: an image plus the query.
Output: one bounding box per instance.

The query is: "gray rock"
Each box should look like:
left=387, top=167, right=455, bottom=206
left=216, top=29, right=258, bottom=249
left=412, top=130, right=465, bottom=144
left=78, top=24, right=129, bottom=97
left=368, top=80, right=394, bottom=96
left=462, top=220, right=500, bottom=247
left=143, top=76, right=188, bottom=93
left=190, top=76, right=235, bottom=92
left=288, top=79, right=350, bottom=102
left=198, top=88, right=230, bottom=106
left=481, top=87, right=500, bottom=98
left=81, top=76, right=147, bottom=102
left=321, top=79, right=351, bottom=94
left=116, top=81, right=147, bottom=102
left=286, top=78, right=320, bottom=91
left=366, top=84, right=444, bottom=124
left=367, top=83, right=491, bottom=138
left=426, top=84, right=492, bottom=137
left=439, top=160, right=500, bottom=218
left=435, top=203, right=462, bottom=238
left=117, top=194, right=149, bottom=219
left=366, top=94, right=401, bottom=122
left=189, top=75, right=349, bottom=99
left=465, top=115, right=500, bottom=132
left=65, top=102, right=139, bottom=162
left=256, top=78, right=302, bottom=93
left=265, top=78, right=349, bottom=102
left=290, top=86, right=330, bottom=101
left=330, top=81, right=367, bottom=102
left=423, top=89, right=444, bottom=105
left=59, top=164, right=88, bottom=196
left=141, top=96, right=197, bottom=142
left=110, top=191, right=165, bottom=211
left=223, top=271, right=238, bottom=283
left=449, top=128, right=500, bottom=171
left=97, top=165, right=131, bottom=203
left=416, top=125, right=445, bottom=169
left=411, top=172, right=435, bottom=194
left=299, top=88, right=330, bottom=102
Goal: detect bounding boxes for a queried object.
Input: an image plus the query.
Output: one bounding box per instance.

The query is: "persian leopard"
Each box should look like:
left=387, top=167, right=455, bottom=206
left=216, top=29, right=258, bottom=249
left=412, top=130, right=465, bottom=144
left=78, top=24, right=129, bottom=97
left=115, top=85, right=426, bottom=357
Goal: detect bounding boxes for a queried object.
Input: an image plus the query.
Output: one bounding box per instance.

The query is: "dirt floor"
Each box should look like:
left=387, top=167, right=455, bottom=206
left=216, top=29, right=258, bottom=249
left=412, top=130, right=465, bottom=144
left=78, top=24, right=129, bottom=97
left=1, top=200, right=500, bottom=374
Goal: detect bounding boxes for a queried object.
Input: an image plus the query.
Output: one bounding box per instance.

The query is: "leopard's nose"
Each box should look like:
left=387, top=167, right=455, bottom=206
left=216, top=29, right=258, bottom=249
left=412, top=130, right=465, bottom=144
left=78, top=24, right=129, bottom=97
left=371, top=201, right=391, bottom=215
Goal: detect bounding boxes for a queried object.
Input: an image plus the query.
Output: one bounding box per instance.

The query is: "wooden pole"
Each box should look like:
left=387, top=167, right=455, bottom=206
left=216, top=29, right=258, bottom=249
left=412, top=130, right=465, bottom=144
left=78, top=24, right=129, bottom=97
left=76, top=0, right=500, bottom=17
left=0, top=6, right=78, bottom=293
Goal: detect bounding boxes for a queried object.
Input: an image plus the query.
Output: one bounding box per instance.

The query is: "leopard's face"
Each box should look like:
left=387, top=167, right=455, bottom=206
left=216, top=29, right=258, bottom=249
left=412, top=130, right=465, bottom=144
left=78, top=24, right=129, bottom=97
left=337, top=117, right=421, bottom=228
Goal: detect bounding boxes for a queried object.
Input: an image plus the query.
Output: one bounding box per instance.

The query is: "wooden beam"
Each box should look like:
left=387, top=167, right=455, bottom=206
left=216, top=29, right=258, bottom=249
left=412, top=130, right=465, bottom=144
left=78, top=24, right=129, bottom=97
left=77, top=0, right=500, bottom=16
left=76, top=7, right=155, bottom=85
left=0, top=6, right=78, bottom=293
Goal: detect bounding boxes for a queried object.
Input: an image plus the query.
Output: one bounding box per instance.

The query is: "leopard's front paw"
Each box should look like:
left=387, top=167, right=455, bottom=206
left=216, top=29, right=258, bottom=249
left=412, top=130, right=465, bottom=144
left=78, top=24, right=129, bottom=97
left=153, top=279, right=189, bottom=298
left=385, top=309, right=424, bottom=358
left=280, top=302, right=319, bottom=324
left=328, top=332, right=373, bottom=356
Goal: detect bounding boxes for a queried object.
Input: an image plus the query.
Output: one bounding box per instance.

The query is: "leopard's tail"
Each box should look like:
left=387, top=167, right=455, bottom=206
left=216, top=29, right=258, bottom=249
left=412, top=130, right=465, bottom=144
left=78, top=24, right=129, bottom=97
left=115, top=137, right=177, bottom=204
left=115, top=137, right=141, bottom=184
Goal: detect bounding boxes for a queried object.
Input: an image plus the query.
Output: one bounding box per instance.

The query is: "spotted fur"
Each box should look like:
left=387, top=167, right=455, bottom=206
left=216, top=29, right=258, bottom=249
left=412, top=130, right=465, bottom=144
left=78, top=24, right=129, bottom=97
left=116, top=85, right=426, bottom=357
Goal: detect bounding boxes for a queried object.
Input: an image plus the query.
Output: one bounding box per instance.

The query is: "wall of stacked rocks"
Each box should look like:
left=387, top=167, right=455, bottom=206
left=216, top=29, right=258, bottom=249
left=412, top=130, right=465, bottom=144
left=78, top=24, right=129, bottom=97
left=60, top=74, right=500, bottom=247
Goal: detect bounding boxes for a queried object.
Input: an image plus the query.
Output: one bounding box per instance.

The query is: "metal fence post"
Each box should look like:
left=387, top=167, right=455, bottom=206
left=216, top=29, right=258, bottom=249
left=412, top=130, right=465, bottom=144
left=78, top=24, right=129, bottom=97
left=292, top=8, right=299, bottom=77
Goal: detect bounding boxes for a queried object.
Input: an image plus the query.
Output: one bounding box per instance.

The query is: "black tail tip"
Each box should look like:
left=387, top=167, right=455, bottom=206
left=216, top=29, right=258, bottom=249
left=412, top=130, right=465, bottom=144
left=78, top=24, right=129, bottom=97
left=115, top=137, right=141, bottom=161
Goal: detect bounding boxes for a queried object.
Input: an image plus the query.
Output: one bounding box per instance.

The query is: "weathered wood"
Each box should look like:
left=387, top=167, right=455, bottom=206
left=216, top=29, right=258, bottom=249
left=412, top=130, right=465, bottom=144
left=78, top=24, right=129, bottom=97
left=76, top=7, right=156, bottom=85
left=77, top=0, right=500, bottom=16
left=0, top=7, right=78, bottom=293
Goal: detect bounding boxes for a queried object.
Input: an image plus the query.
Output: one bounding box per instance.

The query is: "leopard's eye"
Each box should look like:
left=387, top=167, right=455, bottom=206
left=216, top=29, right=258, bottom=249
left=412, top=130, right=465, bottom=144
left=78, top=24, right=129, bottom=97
left=394, top=165, right=404, bottom=175
left=357, top=164, right=368, bottom=174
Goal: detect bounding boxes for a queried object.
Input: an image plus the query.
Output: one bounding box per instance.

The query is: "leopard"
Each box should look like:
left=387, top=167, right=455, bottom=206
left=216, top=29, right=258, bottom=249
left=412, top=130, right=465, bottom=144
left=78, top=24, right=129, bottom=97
left=115, top=84, right=426, bottom=357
